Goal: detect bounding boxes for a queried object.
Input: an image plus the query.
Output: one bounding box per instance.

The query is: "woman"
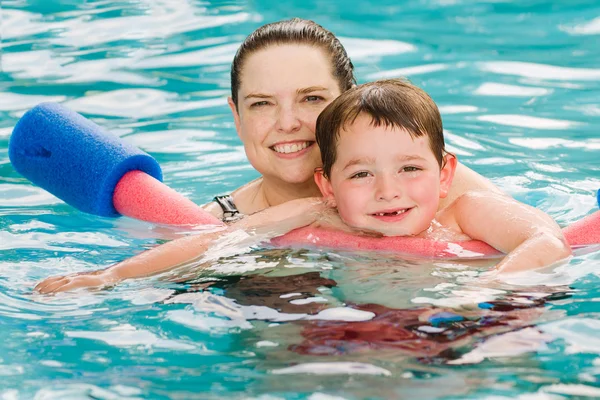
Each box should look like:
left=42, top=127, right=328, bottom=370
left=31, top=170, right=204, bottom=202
left=204, top=18, right=500, bottom=221
left=35, top=19, right=504, bottom=293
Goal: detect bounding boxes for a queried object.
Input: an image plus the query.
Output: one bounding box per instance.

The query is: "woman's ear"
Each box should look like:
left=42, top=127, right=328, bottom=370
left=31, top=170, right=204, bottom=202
left=227, top=97, right=242, bottom=138
left=439, top=153, right=457, bottom=199
left=314, top=168, right=336, bottom=207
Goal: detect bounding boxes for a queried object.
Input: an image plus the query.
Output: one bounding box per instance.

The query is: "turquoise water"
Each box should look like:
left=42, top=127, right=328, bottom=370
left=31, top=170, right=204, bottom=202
left=1, top=0, right=600, bottom=398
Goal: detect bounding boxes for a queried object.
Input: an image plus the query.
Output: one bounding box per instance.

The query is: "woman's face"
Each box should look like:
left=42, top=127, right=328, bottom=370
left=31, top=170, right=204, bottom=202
left=229, top=44, right=342, bottom=186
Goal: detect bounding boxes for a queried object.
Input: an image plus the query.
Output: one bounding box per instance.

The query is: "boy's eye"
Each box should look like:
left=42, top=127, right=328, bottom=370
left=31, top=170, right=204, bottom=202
left=402, top=166, right=421, bottom=172
left=350, top=171, right=371, bottom=179
left=250, top=101, right=270, bottom=108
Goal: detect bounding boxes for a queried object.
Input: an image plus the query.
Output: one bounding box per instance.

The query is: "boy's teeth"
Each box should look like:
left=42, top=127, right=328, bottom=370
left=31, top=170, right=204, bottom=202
left=272, top=142, right=310, bottom=154
left=375, top=210, right=406, bottom=216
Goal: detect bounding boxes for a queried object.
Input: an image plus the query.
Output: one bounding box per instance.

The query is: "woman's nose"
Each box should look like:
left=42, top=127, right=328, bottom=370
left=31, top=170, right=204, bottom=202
left=276, top=104, right=302, bottom=133
left=375, top=175, right=401, bottom=201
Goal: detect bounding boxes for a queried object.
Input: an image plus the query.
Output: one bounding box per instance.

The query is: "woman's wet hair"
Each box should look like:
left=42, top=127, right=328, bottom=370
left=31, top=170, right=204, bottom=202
left=316, top=79, right=447, bottom=178
left=231, top=18, right=356, bottom=108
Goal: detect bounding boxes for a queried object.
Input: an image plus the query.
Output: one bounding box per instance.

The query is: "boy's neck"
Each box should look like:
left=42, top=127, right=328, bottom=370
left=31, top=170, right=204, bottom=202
left=260, top=177, right=322, bottom=208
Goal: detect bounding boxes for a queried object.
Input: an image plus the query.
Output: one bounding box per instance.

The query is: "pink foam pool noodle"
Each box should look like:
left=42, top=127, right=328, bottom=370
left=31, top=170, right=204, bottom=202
left=273, top=210, right=600, bottom=258
left=272, top=227, right=501, bottom=258
left=561, top=210, right=600, bottom=247
left=113, top=171, right=223, bottom=226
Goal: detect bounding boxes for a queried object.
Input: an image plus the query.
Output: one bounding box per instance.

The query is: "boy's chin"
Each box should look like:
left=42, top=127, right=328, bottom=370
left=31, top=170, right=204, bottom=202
left=351, top=225, right=421, bottom=238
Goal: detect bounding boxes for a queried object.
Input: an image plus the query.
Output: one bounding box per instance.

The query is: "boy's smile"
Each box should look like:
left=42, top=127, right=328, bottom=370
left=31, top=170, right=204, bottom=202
left=315, top=114, right=455, bottom=237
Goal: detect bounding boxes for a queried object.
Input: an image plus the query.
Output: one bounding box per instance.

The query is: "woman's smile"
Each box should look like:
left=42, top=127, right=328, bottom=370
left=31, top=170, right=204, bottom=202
left=270, top=140, right=316, bottom=157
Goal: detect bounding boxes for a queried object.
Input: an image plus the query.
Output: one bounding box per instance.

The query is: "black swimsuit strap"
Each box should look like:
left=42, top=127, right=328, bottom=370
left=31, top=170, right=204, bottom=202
left=213, top=195, right=242, bottom=222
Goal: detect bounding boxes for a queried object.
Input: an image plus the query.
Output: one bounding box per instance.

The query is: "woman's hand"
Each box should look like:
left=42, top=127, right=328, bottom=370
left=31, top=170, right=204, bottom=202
left=35, top=269, right=117, bottom=294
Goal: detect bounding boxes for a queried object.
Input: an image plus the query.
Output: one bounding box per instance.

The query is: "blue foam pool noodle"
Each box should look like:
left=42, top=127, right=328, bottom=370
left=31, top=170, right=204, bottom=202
left=8, top=103, right=162, bottom=217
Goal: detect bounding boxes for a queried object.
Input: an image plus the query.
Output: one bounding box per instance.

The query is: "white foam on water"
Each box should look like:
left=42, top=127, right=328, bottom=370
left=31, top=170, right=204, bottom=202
left=166, top=309, right=252, bottom=332
left=121, top=288, right=175, bottom=305
left=279, top=293, right=302, bottom=299
left=290, top=296, right=328, bottom=305
left=65, top=324, right=195, bottom=350
left=412, top=286, right=505, bottom=308
left=448, top=328, right=552, bottom=365
left=34, top=383, right=141, bottom=400
left=540, top=318, right=600, bottom=355
left=256, top=341, right=279, bottom=348
left=307, top=307, right=375, bottom=322
left=444, top=243, right=485, bottom=258
left=542, top=383, right=600, bottom=397
left=271, top=362, right=391, bottom=376
left=308, top=393, right=350, bottom=400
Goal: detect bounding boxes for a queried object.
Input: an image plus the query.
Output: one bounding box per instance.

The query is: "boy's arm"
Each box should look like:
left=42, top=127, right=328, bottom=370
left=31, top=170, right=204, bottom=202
left=451, top=192, right=572, bottom=273
left=35, top=198, right=325, bottom=293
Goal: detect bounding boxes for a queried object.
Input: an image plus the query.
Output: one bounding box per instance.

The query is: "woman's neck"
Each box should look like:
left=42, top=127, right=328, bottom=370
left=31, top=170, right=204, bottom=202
left=259, top=177, right=322, bottom=208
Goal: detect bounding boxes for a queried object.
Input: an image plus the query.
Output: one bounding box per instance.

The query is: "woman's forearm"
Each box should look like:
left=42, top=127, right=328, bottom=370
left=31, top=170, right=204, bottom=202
left=105, top=229, right=228, bottom=282
left=35, top=197, right=325, bottom=293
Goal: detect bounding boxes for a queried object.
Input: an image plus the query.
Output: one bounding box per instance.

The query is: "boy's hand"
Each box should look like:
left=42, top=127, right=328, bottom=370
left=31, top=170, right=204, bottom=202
left=35, top=269, right=116, bottom=294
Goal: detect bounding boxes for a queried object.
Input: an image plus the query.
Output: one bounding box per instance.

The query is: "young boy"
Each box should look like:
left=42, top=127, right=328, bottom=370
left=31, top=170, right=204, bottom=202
left=311, top=79, right=571, bottom=272
left=35, top=79, right=571, bottom=294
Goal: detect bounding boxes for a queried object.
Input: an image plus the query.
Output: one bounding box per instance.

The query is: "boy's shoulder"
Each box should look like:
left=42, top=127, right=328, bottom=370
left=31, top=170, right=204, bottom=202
left=437, top=190, right=509, bottom=229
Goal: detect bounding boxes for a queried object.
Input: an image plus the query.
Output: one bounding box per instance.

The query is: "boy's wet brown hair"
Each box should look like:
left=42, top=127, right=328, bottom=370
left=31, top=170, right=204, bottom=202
left=316, top=78, right=446, bottom=178
left=231, top=18, right=356, bottom=108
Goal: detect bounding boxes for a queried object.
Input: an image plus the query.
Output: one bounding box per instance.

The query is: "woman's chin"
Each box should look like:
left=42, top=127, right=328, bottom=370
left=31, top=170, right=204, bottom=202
left=276, top=172, right=317, bottom=186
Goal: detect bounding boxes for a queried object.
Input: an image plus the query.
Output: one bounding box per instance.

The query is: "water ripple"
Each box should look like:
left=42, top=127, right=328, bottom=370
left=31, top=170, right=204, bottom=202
left=0, top=93, right=67, bottom=111
left=0, top=185, right=62, bottom=207
left=50, top=7, right=252, bottom=48
left=478, top=61, right=600, bottom=81
left=477, top=114, right=582, bottom=130
left=341, top=37, right=416, bottom=60
left=0, top=230, right=128, bottom=251
left=474, top=82, right=552, bottom=97
left=65, top=324, right=196, bottom=350
left=561, top=16, right=600, bottom=36
left=65, top=89, right=227, bottom=118
left=367, top=63, right=449, bottom=79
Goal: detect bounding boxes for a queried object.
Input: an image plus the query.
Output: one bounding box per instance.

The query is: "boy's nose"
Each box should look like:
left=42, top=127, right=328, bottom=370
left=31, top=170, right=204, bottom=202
left=276, top=104, right=301, bottom=133
left=375, top=175, right=401, bottom=201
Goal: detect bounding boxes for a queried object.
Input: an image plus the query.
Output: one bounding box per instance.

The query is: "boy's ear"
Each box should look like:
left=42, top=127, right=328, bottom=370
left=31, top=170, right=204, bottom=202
left=439, top=153, right=457, bottom=199
left=314, top=168, right=336, bottom=207
left=227, top=97, right=242, bottom=138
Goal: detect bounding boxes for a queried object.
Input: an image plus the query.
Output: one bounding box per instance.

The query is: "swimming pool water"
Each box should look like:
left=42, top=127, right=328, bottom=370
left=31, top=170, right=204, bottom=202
left=1, top=1, right=600, bottom=398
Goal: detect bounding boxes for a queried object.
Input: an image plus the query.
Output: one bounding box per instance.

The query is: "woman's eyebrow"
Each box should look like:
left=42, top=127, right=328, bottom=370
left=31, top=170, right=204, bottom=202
left=297, top=86, right=329, bottom=95
left=244, top=93, right=272, bottom=100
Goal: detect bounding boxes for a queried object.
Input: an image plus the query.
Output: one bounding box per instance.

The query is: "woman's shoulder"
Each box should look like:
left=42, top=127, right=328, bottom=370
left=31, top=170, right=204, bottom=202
left=203, top=178, right=266, bottom=219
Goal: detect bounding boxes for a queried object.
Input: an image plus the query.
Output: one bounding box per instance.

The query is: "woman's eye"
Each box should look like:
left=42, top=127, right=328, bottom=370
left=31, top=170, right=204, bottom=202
left=402, top=166, right=421, bottom=173
left=350, top=171, right=370, bottom=179
left=304, top=95, right=324, bottom=103
left=250, top=101, right=270, bottom=108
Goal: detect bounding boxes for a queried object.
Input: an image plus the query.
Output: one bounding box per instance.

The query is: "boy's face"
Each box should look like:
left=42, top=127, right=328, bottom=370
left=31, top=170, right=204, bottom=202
left=315, top=114, right=455, bottom=236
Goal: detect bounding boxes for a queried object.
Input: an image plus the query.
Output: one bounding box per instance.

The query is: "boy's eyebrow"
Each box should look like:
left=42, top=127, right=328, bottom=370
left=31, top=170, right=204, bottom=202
left=342, top=154, right=427, bottom=170
left=342, top=157, right=376, bottom=170
left=396, top=155, right=427, bottom=162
